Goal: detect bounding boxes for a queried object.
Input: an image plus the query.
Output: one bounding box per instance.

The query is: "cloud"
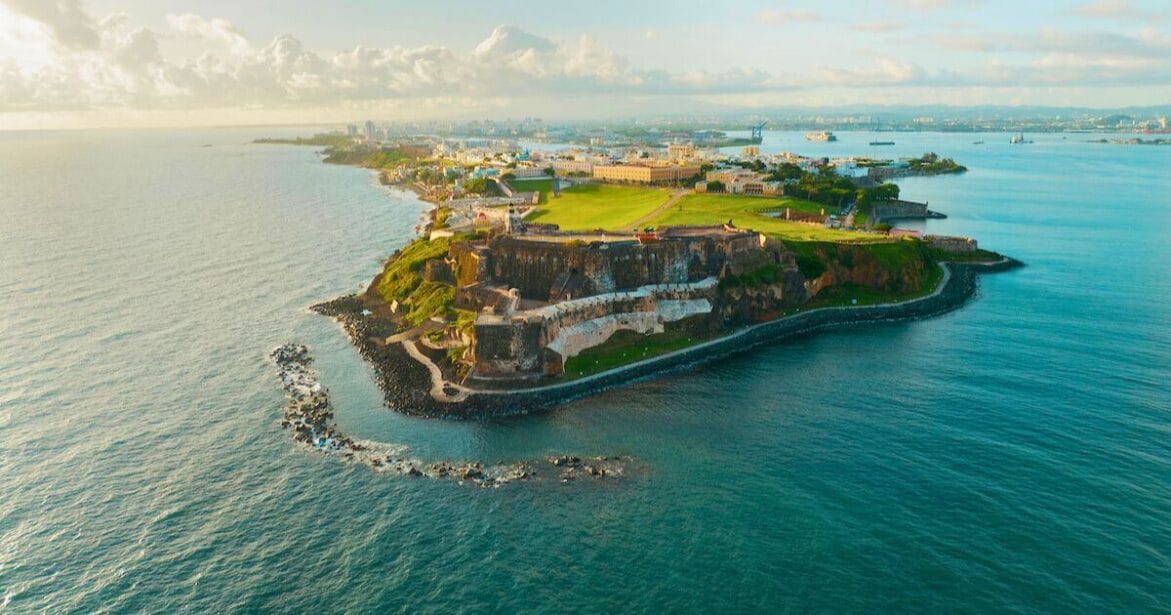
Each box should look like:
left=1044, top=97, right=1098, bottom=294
left=1, top=1, right=1169, bottom=121
left=4, top=0, right=98, bottom=48
left=1070, top=0, right=1166, bottom=21
left=474, top=25, right=556, bottom=57
left=901, top=0, right=952, bottom=9
left=852, top=21, right=905, bottom=33
left=167, top=14, right=250, bottom=52
left=755, top=8, right=822, bottom=26
left=0, top=10, right=782, bottom=114
left=818, top=57, right=930, bottom=87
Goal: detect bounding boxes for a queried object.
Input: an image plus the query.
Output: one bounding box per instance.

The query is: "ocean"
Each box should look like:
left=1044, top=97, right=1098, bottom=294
left=1, top=128, right=1168, bottom=612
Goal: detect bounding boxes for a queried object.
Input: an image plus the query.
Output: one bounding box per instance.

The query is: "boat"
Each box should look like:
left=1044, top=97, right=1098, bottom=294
left=972, top=140, right=985, bottom=145
left=806, top=131, right=837, bottom=142
left=1009, top=132, right=1033, bottom=144
left=869, top=140, right=895, bottom=146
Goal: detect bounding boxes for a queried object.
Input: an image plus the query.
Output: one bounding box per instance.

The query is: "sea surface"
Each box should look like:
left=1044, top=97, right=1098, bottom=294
left=1, top=128, right=1168, bottom=612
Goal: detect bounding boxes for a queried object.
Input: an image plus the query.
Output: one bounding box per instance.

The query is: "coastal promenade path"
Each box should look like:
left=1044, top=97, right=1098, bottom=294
left=623, top=189, right=691, bottom=231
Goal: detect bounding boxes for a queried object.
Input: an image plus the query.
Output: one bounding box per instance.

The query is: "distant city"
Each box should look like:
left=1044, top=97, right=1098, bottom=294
left=341, top=109, right=1171, bottom=145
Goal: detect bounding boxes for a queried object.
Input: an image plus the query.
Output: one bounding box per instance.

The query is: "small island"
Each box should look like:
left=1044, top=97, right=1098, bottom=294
left=262, top=130, right=1018, bottom=418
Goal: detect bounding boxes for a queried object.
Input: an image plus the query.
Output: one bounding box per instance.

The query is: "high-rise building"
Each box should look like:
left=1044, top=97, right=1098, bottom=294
left=347, top=124, right=358, bottom=138
left=364, top=120, right=376, bottom=141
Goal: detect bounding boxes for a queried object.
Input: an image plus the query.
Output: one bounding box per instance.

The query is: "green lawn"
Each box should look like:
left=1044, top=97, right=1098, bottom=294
left=563, top=329, right=706, bottom=379
left=525, top=183, right=672, bottom=231
left=648, top=193, right=882, bottom=242
left=508, top=177, right=554, bottom=204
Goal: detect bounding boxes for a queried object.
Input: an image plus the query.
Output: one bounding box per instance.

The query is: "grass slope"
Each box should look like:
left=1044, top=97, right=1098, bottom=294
left=563, top=329, right=705, bottom=379
left=525, top=183, right=672, bottom=231
left=509, top=178, right=554, bottom=204
left=648, top=193, right=881, bottom=242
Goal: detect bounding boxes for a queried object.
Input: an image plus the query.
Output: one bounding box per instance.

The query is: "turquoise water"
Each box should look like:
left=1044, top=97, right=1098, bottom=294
left=1, top=128, right=1169, bottom=612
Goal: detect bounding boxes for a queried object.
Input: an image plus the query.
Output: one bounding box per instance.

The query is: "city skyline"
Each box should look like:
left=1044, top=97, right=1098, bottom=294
left=2, top=0, right=1171, bottom=129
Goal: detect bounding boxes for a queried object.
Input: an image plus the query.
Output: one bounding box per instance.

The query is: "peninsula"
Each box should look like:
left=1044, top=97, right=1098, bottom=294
left=261, top=129, right=1019, bottom=418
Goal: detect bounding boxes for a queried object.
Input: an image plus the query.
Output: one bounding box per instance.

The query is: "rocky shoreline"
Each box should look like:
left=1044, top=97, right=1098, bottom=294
left=313, top=258, right=1022, bottom=419
left=270, top=343, right=632, bottom=486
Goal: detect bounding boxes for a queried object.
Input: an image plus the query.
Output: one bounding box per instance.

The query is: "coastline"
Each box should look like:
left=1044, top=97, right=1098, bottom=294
left=314, top=257, right=1022, bottom=419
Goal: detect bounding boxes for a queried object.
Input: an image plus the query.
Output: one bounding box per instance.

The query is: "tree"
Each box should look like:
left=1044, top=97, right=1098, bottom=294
left=543, top=166, right=555, bottom=176
left=872, top=183, right=899, bottom=201
left=501, top=172, right=516, bottom=181
left=463, top=177, right=489, bottom=194
left=706, top=180, right=725, bottom=193
left=768, top=162, right=802, bottom=182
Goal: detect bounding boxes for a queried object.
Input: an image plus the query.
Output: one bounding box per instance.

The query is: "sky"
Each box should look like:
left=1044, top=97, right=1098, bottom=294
left=1, top=0, right=1170, bottom=129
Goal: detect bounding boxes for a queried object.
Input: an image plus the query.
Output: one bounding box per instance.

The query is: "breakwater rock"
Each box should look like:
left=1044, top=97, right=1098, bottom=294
left=270, top=343, right=632, bottom=486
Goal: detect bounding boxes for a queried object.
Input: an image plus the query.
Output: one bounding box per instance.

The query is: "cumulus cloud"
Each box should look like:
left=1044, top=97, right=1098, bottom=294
left=1, top=0, right=1170, bottom=120
left=4, top=0, right=98, bottom=48
left=474, top=25, right=555, bottom=57
left=0, top=7, right=785, bottom=113
left=166, top=13, right=250, bottom=52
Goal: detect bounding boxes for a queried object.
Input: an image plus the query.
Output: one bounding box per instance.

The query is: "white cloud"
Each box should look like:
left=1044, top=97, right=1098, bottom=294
left=852, top=21, right=905, bottom=33
left=1071, top=0, right=1167, bottom=21
left=166, top=14, right=250, bottom=53
left=0, top=0, right=1169, bottom=123
left=474, top=25, right=556, bottom=57
left=755, top=8, right=822, bottom=26
left=4, top=0, right=98, bottom=48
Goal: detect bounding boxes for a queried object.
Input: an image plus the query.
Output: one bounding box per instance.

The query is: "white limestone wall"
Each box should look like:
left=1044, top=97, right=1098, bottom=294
left=545, top=298, right=712, bottom=359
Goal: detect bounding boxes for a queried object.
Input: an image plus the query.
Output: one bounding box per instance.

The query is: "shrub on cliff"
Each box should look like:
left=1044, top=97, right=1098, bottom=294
left=404, top=282, right=456, bottom=326
left=375, top=237, right=452, bottom=304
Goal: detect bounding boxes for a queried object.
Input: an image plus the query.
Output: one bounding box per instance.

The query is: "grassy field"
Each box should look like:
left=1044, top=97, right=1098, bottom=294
left=563, top=329, right=706, bottom=379
left=525, top=183, right=673, bottom=231
left=647, top=193, right=881, bottom=242
left=508, top=177, right=554, bottom=204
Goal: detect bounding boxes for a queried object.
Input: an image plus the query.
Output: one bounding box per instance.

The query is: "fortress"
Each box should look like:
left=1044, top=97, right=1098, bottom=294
left=428, top=227, right=804, bottom=381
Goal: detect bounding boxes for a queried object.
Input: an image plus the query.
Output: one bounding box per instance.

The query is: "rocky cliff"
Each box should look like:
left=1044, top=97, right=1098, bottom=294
left=793, top=241, right=928, bottom=298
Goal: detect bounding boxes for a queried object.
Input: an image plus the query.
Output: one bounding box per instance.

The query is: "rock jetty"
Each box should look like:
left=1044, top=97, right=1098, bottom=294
left=270, top=343, right=630, bottom=487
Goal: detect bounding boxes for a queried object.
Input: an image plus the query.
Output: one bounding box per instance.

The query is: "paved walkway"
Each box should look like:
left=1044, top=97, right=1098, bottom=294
left=623, top=189, right=690, bottom=232
left=401, top=340, right=471, bottom=402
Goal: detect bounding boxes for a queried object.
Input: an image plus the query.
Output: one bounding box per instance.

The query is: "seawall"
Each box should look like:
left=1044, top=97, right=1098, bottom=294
left=316, top=258, right=1021, bottom=419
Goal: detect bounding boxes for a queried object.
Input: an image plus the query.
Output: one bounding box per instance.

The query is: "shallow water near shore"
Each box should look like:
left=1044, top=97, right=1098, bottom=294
left=1, top=128, right=1169, bottom=611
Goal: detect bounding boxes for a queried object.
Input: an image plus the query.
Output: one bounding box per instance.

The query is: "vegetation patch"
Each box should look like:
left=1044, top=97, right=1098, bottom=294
left=650, top=194, right=881, bottom=242
left=509, top=178, right=554, bottom=204
left=720, top=263, right=787, bottom=289
left=926, top=247, right=1003, bottom=263
left=907, top=152, right=966, bottom=174
left=254, top=133, right=352, bottom=148
left=374, top=237, right=452, bottom=303
left=526, top=183, right=672, bottom=231
left=404, top=282, right=455, bottom=326
left=563, top=329, right=706, bottom=379
left=802, top=260, right=944, bottom=309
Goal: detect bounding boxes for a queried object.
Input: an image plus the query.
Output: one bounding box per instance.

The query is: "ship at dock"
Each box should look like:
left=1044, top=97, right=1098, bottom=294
left=806, top=131, right=837, bottom=142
